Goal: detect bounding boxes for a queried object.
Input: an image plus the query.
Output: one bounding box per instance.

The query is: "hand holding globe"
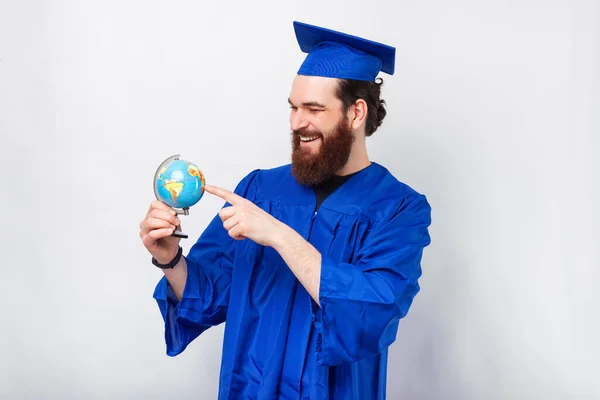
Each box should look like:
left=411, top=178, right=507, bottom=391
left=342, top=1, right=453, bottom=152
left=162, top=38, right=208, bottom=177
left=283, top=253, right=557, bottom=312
left=152, top=154, right=206, bottom=239
left=139, top=154, right=206, bottom=266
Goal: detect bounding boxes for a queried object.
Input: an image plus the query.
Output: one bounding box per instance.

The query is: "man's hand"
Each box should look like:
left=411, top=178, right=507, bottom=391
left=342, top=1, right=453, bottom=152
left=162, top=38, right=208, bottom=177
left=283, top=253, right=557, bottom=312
left=205, top=183, right=322, bottom=305
left=139, top=200, right=182, bottom=264
left=204, top=184, right=284, bottom=247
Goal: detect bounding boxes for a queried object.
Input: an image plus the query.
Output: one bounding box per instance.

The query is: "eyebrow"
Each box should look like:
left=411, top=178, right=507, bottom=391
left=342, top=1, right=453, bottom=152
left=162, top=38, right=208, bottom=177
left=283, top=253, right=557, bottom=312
left=288, top=98, right=327, bottom=108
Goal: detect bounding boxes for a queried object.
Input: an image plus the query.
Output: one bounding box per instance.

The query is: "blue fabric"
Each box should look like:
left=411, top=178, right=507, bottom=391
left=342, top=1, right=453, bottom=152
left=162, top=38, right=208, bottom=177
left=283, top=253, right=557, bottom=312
left=294, top=21, right=396, bottom=81
left=154, top=162, right=432, bottom=399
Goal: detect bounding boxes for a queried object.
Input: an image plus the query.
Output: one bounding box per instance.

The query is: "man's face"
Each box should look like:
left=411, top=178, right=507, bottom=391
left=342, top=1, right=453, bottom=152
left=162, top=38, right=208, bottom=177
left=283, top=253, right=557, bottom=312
left=288, top=75, right=355, bottom=186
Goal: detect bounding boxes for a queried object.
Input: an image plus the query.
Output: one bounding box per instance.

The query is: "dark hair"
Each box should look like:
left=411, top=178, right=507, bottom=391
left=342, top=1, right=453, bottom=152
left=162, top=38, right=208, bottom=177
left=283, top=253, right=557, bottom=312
left=335, top=77, right=387, bottom=137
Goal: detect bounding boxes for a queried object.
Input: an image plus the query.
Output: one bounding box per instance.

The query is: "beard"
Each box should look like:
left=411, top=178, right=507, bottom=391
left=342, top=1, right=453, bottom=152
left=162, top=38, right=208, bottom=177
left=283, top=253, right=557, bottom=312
left=291, top=117, right=355, bottom=186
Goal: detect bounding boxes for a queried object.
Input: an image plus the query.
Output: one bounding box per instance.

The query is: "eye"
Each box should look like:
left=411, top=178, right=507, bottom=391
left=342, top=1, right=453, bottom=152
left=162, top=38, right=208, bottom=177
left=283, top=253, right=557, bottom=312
left=309, top=109, right=323, bottom=113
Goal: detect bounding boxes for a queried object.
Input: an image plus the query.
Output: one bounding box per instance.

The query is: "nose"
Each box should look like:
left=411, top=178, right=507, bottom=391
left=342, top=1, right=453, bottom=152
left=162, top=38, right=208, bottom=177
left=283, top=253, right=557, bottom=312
left=290, top=109, right=309, bottom=132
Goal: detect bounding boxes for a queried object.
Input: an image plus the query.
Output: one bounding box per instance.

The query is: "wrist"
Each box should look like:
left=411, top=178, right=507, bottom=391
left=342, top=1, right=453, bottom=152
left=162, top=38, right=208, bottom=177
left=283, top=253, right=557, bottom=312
left=270, top=223, right=294, bottom=250
left=152, top=246, right=183, bottom=269
left=156, top=246, right=180, bottom=264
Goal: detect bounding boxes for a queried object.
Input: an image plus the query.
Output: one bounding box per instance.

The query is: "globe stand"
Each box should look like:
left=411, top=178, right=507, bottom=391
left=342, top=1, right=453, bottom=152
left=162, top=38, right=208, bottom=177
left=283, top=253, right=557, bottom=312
left=172, top=208, right=189, bottom=239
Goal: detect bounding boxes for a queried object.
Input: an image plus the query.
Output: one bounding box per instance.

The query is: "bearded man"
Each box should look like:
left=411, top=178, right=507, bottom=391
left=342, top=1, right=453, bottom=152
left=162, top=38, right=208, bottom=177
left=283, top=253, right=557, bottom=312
left=139, top=21, right=432, bottom=400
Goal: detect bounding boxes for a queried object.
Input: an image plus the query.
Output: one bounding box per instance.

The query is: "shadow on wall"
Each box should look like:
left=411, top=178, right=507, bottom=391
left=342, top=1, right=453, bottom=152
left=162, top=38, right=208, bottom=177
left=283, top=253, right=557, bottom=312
left=380, top=130, right=473, bottom=399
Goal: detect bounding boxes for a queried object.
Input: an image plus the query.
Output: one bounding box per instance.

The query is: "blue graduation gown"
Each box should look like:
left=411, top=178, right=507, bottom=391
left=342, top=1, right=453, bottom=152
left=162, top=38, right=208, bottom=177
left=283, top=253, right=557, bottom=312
left=154, top=162, right=431, bottom=399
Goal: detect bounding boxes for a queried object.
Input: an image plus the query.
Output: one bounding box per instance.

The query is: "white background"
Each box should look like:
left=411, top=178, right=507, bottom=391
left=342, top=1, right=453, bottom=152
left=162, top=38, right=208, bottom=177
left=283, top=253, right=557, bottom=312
left=1, top=0, right=598, bottom=398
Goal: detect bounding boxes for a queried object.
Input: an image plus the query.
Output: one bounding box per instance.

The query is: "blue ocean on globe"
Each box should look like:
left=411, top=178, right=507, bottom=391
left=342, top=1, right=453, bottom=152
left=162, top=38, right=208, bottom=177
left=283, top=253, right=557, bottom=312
left=155, top=159, right=205, bottom=209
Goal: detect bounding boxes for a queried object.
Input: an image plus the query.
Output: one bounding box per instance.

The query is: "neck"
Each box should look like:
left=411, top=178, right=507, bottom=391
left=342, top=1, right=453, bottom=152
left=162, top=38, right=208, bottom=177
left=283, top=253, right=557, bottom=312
left=337, top=136, right=370, bottom=176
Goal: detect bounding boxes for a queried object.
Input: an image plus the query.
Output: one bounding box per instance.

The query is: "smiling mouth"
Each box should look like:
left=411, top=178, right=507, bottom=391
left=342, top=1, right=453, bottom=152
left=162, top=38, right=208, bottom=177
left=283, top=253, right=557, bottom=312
left=299, top=136, right=320, bottom=143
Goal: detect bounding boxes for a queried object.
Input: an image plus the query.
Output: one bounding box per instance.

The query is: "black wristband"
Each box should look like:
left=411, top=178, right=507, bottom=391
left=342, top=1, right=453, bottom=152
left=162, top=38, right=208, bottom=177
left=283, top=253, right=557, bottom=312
left=152, top=246, right=183, bottom=269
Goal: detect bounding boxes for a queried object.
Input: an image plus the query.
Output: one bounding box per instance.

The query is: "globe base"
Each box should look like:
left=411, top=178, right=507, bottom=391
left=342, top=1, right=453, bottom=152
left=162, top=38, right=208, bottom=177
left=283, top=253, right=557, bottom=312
left=171, top=229, right=188, bottom=239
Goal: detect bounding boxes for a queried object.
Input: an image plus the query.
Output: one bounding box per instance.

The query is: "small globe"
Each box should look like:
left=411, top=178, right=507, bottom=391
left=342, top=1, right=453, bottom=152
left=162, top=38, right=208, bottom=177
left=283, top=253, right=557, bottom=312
left=154, top=158, right=205, bottom=209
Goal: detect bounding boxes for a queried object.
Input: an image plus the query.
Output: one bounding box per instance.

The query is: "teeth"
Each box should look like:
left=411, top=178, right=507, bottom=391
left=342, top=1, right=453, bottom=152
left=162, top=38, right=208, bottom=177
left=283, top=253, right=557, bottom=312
left=300, top=136, right=318, bottom=142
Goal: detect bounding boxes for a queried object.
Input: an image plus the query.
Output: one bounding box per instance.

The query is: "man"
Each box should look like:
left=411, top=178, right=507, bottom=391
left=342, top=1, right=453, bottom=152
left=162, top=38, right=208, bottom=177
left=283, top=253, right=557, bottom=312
left=139, top=21, right=432, bottom=399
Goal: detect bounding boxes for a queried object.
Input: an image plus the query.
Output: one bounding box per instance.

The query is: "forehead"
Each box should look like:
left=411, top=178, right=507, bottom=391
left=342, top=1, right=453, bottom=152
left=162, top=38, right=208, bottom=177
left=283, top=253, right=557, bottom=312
left=289, top=75, right=340, bottom=105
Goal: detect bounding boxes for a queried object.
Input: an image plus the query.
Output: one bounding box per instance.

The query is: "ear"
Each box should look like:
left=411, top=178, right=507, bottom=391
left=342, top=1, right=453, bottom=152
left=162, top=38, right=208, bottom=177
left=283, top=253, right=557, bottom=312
left=348, top=99, right=368, bottom=130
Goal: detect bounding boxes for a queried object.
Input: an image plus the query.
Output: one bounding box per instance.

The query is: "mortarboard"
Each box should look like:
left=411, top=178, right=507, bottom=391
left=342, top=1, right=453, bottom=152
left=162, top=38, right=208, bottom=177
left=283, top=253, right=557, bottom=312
left=293, top=21, right=396, bottom=82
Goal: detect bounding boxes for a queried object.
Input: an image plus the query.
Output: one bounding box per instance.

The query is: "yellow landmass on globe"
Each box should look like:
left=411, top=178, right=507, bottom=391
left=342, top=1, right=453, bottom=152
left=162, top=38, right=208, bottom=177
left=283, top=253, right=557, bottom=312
left=164, top=181, right=184, bottom=203
left=188, top=165, right=201, bottom=178
left=188, top=164, right=206, bottom=186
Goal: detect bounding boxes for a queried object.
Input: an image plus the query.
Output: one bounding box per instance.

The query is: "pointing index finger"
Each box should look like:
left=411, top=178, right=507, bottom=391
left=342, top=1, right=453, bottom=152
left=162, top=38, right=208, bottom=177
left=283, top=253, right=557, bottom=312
left=204, top=184, right=245, bottom=205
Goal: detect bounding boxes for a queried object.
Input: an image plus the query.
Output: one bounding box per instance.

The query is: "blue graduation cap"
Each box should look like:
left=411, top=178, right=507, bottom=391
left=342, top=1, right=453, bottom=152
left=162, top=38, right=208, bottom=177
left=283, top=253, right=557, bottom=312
left=293, top=21, right=396, bottom=81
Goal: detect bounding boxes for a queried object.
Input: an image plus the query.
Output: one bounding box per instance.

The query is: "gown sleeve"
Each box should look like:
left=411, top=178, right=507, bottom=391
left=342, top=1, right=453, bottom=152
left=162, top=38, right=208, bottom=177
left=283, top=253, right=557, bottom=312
left=153, top=169, right=260, bottom=356
left=310, top=193, right=432, bottom=366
